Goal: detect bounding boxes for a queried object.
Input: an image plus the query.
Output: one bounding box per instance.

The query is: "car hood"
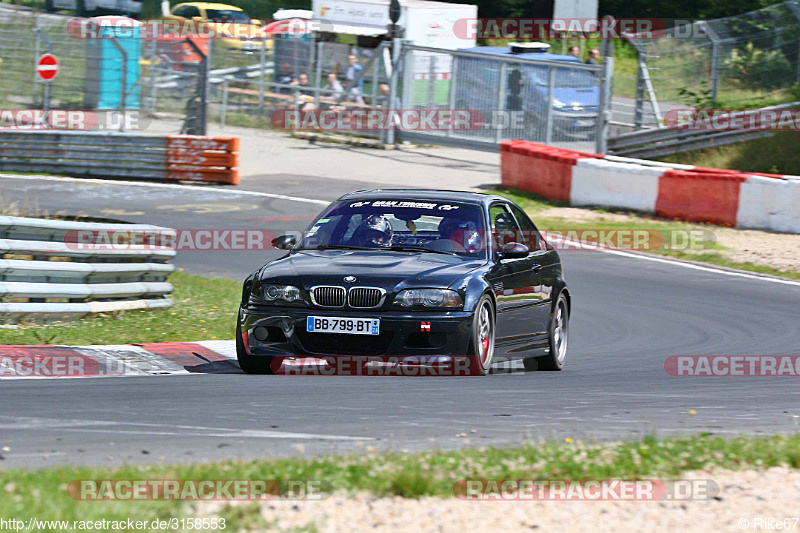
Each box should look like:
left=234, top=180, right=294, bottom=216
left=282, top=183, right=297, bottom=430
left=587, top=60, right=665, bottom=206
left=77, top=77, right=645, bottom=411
left=552, top=87, right=599, bottom=107
left=258, top=249, right=486, bottom=291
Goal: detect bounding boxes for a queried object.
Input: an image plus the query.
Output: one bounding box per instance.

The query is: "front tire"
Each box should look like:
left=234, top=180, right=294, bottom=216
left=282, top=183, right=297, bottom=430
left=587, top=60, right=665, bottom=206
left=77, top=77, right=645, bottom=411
left=236, top=320, right=276, bottom=374
left=466, top=294, right=495, bottom=376
left=526, top=293, right=569, bottom=371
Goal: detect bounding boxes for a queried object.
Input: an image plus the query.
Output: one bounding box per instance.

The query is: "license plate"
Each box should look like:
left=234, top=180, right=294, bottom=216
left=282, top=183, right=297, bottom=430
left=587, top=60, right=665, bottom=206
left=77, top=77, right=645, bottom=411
left=576, top=120, right=594, bottom=127
left=306, top=316, right=380, bottom=335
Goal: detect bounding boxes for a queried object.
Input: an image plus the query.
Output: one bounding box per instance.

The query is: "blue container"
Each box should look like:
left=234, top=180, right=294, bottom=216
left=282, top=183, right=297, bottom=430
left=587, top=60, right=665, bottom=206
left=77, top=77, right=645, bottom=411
left=84, top=16, right=141, bottom=110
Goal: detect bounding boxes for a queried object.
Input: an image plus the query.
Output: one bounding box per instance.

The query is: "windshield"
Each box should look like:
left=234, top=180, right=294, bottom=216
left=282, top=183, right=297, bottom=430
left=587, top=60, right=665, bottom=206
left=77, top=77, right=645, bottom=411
left=525, top=65, right=597, bottom=88
left=298, top=200, right=487, bottom=256
left=206, top=9, right=251, bottom=22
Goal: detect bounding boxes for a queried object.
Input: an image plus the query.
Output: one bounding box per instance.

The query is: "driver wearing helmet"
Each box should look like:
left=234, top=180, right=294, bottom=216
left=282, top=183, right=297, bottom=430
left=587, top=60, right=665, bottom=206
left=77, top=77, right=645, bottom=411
left=432, top=216, right=481, bottom=253
left=352, top=214, right=394, bottom=248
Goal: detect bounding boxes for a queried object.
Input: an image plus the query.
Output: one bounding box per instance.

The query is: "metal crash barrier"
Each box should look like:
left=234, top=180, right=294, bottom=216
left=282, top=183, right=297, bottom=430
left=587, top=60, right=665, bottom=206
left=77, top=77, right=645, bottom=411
left=0, top=131, right=240, bottom=185
left=0, top=216, right=176, bottom=323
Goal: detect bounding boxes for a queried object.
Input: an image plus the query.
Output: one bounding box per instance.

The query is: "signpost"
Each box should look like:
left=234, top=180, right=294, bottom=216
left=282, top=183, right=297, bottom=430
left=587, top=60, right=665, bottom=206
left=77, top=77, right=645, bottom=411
left=386, top=0, right=402, bottom=144
left=36, top=53, right=59, bottom=81
left=36, top=53, right=59, bottom=111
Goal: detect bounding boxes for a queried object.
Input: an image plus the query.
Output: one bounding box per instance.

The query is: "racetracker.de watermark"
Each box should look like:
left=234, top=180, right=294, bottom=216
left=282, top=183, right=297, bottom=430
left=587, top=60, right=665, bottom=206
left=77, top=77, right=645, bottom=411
left=453, top=479, right=720, bottom=500
left=665, top=356, right=800, bottom=377
left=450, top=18, right=721, bottom=40
left=61, top=228, right=716, bottom=252
left=271, top=109, right=485, bottom=132
left=664, top=109, right=800, bottom=131
left=0, top=110, right=147, bottom=131
left=67, top=479, right=329, bottom=500
left=63, top=229, right=278, bottom=252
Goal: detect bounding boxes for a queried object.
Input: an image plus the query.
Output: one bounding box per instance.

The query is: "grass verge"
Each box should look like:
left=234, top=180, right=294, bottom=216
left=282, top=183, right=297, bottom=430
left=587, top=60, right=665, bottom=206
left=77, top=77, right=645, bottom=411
left=493, top=187, right=800, bottom=280
left=2, top=434, right=800, bottom=528
left=656, top=131, right=800, bottom=175
left=0, top=272, right=242, bottom=345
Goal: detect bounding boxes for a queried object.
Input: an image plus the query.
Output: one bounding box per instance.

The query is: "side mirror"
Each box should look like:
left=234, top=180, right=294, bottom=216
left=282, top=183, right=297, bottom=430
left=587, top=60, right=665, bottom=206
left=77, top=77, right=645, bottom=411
left=271, top=234, right=297, bottom=251
left=497, top=242, right=529, bottom=260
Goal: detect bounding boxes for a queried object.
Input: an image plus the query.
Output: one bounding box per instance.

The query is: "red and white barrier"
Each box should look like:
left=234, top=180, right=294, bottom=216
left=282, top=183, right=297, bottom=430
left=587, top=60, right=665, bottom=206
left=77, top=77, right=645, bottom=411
left=500, top=141, right=800, bottom=233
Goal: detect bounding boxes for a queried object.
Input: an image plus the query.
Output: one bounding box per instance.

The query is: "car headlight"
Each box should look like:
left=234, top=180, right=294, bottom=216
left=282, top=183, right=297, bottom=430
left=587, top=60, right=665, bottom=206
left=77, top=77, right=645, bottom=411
left=395, top=289, right=463, bottom=308
left=552, top=98, right=565, bottom=109
left=257, top=284, right=302, bottom=303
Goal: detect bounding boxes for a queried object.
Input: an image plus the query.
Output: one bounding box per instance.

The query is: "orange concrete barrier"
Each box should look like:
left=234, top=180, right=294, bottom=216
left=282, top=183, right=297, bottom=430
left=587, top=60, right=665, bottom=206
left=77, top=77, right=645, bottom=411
left=164, top=135, right=240, bottom=185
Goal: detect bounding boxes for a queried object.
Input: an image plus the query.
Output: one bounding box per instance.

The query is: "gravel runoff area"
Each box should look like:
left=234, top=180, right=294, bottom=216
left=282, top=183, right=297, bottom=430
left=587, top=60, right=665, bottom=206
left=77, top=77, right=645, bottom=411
left=194, top=467, right=798, bottom=532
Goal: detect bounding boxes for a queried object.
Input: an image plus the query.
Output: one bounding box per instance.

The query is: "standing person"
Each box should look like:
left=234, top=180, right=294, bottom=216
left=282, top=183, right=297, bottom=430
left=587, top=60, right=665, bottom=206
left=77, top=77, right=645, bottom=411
left=568, top=45, right=580, bottom=58
left=585, top=48, right=600, bottom=65
left=345, top=54, right=363, bottom=92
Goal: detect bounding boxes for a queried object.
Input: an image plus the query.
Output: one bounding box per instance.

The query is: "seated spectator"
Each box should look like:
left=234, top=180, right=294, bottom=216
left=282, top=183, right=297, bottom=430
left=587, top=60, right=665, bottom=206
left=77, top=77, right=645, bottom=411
left=276, top=62, right=293, bottom=94
left=585, top=49, right=600, bottom=65
left=346, top=86, right=365, bottom=106
left=290, top=73, right=314, bottom=98
left=323, top=72, right=344, bottom=97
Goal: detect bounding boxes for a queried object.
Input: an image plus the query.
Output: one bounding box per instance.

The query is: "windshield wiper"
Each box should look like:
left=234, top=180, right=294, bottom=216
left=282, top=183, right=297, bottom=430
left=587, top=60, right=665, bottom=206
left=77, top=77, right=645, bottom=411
left=386, top=245, right=456, bottom=255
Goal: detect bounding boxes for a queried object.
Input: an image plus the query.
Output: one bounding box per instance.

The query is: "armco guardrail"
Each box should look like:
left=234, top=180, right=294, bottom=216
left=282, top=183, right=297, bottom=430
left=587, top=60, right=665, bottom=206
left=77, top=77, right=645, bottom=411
left=0, top=131, right=240, bottom=184
left=501, top=141, right=800, bottom=233
left=607, top=102, right=800, bottom=158
left=0, top=216, right=176, bottom=322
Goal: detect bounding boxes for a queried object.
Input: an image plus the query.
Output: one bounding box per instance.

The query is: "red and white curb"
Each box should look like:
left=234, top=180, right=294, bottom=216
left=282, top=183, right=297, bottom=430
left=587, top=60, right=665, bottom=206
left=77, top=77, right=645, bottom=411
left=0, top=341, right=525, bottom=378
left=0, top=341, right=241, bottom=379
left=501, top=141, right=800, bottom=233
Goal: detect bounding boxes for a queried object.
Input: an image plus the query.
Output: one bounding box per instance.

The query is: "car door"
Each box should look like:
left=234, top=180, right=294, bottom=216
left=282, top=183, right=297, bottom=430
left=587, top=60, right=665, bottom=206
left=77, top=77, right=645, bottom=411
left=487, top=203, right=548, bottom=356
left=508, top=203, right=554, bottom=332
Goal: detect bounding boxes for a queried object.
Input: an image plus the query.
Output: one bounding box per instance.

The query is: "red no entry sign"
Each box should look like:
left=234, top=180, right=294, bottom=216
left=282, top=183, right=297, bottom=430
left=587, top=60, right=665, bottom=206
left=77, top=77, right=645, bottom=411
left=36, top=54, right=59, bottom=82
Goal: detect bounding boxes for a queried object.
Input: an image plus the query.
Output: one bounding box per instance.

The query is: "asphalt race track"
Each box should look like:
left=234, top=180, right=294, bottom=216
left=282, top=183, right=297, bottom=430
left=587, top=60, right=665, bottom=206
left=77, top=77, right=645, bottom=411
left=1, top=174, right=800, bottom=468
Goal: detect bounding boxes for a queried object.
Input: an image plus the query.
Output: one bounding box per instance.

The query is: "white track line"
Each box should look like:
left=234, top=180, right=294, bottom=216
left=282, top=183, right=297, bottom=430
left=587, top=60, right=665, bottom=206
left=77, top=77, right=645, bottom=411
left=0, top=173, right=330, bottom=206
left=2, top=173, right=798, bottom=286
left=575, top=245, right=800, bottom=287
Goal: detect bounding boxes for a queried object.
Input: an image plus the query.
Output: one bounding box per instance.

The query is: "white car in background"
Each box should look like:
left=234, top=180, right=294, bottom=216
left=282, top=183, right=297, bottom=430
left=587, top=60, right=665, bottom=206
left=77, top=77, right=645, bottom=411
left=45, top=0, right=142, bottom=17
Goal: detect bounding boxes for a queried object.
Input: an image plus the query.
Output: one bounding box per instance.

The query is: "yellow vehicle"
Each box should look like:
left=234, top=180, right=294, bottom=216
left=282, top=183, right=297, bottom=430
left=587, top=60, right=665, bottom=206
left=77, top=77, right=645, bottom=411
left=167, top=2, right=271, bottom=53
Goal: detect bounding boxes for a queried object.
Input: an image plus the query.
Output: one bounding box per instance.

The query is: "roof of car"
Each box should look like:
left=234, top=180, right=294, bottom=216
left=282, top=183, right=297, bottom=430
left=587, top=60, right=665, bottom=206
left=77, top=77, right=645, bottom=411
left=337, top=189, right=509, bottom=206
left=175, top=2, right=245, bottom=10
left=458, top=47, right=583, bottom=64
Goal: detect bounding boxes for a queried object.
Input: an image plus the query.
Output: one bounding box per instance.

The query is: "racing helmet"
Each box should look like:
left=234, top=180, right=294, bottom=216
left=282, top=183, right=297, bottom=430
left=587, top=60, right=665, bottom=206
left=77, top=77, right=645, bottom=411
left=356, top=214, right=393, bottom=247
left=438, top=217, right=481, bottom=252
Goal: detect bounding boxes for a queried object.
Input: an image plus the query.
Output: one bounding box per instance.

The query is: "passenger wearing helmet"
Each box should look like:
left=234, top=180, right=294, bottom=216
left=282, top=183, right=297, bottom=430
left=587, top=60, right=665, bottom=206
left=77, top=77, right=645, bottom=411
left=351, top=214, right=394, bottom=248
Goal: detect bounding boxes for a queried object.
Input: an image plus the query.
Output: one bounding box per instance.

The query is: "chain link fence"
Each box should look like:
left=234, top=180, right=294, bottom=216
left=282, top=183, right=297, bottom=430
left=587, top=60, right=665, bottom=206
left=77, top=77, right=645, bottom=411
left=625, top=0, right=800, bottom=130
left=1, top=5, right=610, bottom=151
left=209, top=38, right=393, bottom=137
left=0, top=7, right=88, bottom=109
left=400, top=45, right=604, bottom=151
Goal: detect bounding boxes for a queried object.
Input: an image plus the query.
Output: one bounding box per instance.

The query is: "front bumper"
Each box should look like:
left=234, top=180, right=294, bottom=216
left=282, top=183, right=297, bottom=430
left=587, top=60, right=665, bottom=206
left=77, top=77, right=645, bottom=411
left=240, top=305, right=474, bottom=358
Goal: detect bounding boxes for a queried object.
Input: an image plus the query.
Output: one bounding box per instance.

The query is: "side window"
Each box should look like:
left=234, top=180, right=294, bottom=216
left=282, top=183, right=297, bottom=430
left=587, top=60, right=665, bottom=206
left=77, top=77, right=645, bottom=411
left=178, top=6, right=200, bottom=18
left=509, top=204, right=542, bottom=251
left=490, top=204, right=521, bottom=251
